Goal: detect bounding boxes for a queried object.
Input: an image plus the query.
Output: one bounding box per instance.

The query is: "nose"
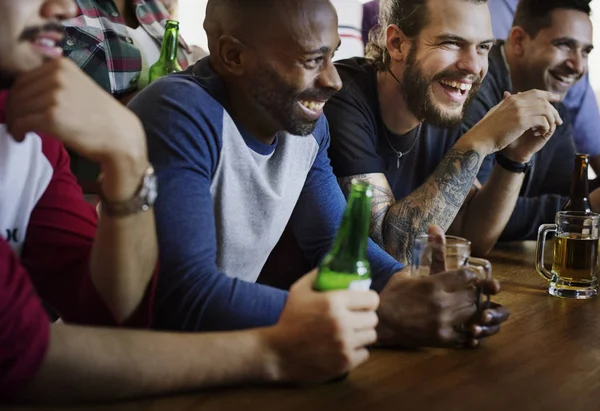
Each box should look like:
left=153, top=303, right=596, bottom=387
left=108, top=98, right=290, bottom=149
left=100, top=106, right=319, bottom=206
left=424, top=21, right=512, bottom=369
left=456, top=47, right=484, bottom=77
left=317, top=59, right=343, bottom=92
left=565, top=51, right=586, bottom=75
left=41, top=0, right=77, bottom=21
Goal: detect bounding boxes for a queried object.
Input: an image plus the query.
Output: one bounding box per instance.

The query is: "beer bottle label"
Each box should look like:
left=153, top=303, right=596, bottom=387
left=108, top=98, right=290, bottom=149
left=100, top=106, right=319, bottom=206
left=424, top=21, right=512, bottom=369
left=348, top=279, right=372, bottom=291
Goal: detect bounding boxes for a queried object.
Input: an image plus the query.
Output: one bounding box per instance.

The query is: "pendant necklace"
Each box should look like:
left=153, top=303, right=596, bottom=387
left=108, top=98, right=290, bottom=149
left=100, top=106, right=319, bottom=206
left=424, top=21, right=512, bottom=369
left=383, top=67, right=423, bottom=169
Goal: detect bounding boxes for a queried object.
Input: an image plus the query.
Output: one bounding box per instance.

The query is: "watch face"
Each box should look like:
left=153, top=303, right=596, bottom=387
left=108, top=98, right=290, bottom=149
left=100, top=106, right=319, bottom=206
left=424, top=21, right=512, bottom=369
left=145, top=174, right=158, bottom=206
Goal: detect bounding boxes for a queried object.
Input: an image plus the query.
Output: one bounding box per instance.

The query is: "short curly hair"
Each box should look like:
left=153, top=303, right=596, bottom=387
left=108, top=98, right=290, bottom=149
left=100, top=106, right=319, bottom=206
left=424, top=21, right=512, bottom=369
left=365, top=0, right=487, bottom=70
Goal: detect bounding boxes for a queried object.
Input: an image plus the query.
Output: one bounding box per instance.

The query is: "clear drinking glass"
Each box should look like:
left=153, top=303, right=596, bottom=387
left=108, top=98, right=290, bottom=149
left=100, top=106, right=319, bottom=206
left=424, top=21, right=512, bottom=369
left=536, top=211, right=600, bottom=299
left=412, top=235, right=492, bottom=307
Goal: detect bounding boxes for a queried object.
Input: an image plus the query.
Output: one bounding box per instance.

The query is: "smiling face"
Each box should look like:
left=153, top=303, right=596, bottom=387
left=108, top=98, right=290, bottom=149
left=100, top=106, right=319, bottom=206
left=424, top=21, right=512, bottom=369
left=0, top=0, right=75, bottom=85
left=516, top=8, right=593, bottom=99
left=240, top=0, right=343, bottom=136
left=394, top=0, right=493, bottom=126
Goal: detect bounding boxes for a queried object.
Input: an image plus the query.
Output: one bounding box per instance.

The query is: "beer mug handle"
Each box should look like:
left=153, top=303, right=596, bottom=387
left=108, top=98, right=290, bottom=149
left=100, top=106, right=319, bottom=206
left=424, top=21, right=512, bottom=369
left=466, top=257, right=492, bottom=309
left=536, top=224, right=556, bottom=281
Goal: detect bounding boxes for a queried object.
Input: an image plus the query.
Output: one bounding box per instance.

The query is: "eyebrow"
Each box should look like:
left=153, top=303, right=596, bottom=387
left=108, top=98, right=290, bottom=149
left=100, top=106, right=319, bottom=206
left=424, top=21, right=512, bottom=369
left=435, top=34, right=495, bottom=45
left=552, top=37, right=594, bottom=51
left=304, top=39, right=342, bottom=55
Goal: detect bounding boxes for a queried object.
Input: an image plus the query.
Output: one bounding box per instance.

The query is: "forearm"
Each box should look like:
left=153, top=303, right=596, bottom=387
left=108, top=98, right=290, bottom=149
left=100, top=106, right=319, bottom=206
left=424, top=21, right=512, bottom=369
left=382, top=145, right=484, bottom=263
left=17, top=323, right=275, bottom=404
left=91, top=151, right=157, bottom=323
left=91, top=209, right=157, bottom=323
left=460, top=165, right=524, bottom=256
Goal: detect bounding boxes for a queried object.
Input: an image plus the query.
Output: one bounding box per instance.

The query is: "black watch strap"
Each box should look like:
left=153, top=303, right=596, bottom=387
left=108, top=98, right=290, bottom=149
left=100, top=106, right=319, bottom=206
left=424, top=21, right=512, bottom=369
left=495, top=153, right=533, bottom=173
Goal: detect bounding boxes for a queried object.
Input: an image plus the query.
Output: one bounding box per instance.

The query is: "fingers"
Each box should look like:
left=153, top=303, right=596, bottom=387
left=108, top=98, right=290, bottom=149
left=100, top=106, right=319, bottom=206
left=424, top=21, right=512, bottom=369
left=449, top=309, right=479, bottom=332
left=335, top=290, right=380, bottom=311
left=478, top=302, right=511, bottom=326
left=530, top=89, right=561, bottom=103
left=291, top=269, right=319, bottom=292
left=5, top=113, right=51, bottom=142
left=518, top=89, right=560, bottom=103
left=352, top=329, right=378, bottom=348
left=347, top=311, right=379, bottom=331
left=439, top=326, right=469, bottom=348
left=531, top=115, right=552, bottom=137
left=519, top=103, right=561, bottom=132
left=8, top=59, right=78, bottom=107
left=427, top=224, right=445, bottom=240
left=548, top=101, right=563, bottom=125
left=504, top=90, right=563, bottom=132
left=470, top=324, right=501, bottom=338
left=436, top=268, right=478, bottom=292
left=477, top=278, right=501, bottom=295
left=296, top=269, right=379, bottom=314
left=8, top=74, right=59, bottom=108
left=6, top=94, right=58, bottom=139
left=427, top=225, right=447, bottom=274
left=349, top=348, right=370, bottom=369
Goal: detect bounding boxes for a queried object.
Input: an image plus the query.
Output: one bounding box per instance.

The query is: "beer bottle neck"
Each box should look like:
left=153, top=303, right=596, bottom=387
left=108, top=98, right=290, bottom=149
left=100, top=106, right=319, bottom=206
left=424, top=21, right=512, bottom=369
left=159, top=26, right=179, bottom=63
left=570, top=159, right=590, bottom=200
left=329, top=188, right=371, bottom=263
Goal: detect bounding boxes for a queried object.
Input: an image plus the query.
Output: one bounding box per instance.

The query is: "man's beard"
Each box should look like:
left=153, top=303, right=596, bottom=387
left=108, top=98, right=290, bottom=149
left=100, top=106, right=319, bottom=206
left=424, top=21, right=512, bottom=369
left=401, top=45, right=481, bottom=127
left=247, top=63, right=336, bottom=136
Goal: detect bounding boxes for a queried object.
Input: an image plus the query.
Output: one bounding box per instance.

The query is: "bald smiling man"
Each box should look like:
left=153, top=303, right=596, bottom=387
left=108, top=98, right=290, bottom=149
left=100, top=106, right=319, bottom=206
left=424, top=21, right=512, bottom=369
left=128, top=0, right=508, bottom=349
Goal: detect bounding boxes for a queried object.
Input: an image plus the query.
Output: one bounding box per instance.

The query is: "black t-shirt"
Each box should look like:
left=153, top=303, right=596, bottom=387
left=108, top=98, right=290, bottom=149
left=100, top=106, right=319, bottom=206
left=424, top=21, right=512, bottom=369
left=326, top=57, right=475, bottom=200
left=462, top=42, right=578, bottom=241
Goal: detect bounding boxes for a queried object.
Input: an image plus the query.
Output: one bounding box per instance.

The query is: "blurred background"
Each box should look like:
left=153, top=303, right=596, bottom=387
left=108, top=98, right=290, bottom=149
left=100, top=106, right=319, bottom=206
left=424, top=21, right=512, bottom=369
left=174, top=0, right=600, bottom=107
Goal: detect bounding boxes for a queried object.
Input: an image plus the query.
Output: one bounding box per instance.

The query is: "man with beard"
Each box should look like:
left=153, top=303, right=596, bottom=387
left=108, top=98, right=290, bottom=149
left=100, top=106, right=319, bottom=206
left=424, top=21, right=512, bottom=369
left=1, top=0, right=387, bottom=402
left=462, top=0, right=596, bottom=241
left=324, top=0, right=563, bottom=260
left=128, top=0, right=509, bottom=348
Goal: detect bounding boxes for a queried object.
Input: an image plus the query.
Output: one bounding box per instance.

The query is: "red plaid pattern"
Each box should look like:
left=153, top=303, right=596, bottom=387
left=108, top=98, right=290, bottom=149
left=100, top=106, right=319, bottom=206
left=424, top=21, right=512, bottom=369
left=62, top=0, right=191, bottom=97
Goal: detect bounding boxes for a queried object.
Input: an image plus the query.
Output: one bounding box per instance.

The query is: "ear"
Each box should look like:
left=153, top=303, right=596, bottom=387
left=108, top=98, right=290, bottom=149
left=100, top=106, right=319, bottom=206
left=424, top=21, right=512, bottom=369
left=508, top=26, right=529, bottom=57
left=216, top=34, right=253, bottom=76
left=385, top=24, right=412, bottom=63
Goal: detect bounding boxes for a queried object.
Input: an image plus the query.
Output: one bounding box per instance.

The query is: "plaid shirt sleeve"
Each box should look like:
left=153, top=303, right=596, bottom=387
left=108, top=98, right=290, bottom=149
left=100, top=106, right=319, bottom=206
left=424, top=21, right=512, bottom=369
left=62, top=0, right=191, bottom=98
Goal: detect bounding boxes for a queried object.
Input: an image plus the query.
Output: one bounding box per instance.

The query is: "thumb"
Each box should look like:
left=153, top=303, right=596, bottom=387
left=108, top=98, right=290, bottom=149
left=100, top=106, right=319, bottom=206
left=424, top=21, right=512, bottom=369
left=427, top=225, right=447, bottom=274
left=503, top=91, right=511, bottom=99
left=292, top=268, right=319, bottom=292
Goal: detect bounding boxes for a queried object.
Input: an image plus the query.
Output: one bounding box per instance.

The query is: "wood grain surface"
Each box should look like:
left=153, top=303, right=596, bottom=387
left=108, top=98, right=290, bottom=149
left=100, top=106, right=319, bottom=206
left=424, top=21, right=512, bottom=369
left=8, top=241, right=600, bottom=411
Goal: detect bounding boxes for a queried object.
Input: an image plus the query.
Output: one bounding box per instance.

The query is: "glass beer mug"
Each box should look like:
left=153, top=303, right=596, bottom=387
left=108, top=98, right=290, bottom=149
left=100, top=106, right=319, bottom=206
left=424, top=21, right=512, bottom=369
left=536, top=211, right=600, bottom=299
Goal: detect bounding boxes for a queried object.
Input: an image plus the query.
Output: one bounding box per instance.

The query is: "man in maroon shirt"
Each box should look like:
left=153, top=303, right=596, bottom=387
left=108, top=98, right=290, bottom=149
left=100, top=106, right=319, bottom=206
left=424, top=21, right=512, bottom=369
left=0, top=0, right=379, bottom=403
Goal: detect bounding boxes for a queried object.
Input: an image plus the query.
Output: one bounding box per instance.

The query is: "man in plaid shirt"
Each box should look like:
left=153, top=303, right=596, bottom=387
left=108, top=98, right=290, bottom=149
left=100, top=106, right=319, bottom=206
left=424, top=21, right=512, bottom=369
left=62, top=0, right=191, bottom=100
left=62, top=0, right=194, bottom=189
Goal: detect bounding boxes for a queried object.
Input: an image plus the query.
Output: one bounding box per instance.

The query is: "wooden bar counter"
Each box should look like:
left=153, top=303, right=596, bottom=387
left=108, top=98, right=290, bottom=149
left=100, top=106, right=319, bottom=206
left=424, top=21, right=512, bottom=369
left=8, top=242, right=600, bottom=411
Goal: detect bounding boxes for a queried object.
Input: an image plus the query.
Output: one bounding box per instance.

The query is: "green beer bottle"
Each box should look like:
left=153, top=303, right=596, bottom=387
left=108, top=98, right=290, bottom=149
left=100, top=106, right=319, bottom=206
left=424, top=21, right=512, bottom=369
left=314, top=180, right=373, bottom=291
left=149, top=20, right=183, bottom=83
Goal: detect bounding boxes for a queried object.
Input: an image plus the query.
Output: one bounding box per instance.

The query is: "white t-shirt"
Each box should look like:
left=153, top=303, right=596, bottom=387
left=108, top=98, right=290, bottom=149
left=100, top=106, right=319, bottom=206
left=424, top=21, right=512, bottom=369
left=126, top=26, right=161, bottom=89
left=331, top=0, right=364, bottom=61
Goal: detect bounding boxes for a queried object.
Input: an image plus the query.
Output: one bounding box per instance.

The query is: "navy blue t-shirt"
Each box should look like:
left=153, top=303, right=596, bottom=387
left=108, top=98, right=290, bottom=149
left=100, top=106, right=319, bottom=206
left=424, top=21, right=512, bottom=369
left=325, top=57, right=489, bottom=200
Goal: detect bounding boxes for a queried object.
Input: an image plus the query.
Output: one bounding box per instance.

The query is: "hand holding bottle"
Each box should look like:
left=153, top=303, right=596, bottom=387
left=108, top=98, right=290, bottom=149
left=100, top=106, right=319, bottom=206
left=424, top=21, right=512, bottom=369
left=264, top=270, right=379, bottom=383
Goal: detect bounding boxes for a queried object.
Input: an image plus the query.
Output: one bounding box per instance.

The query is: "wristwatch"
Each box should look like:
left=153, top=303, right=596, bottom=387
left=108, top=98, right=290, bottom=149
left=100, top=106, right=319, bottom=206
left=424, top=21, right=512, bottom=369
left=98, top=164, right=158, bottom=217
left=495, top=153, right=533, bottom=174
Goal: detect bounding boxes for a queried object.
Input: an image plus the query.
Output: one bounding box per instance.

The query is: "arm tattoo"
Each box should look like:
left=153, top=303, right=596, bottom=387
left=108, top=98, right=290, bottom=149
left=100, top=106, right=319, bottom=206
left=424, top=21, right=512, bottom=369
left=384, top=148, right=481, bottom=263
left=338, top=175, right=396, bottom=248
